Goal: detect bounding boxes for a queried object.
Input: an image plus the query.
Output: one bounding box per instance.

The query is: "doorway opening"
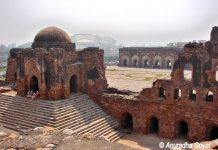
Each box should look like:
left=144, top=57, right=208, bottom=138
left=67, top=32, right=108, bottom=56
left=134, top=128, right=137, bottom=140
left=70, top=75, right=77, bottom=93
left=30, top=76, right=39, bottom=93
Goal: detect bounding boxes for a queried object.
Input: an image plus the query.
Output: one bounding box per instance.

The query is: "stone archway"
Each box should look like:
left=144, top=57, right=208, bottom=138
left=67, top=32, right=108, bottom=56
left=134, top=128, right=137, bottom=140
left=142, top=55, right=151, bottom=67
left=30, top=76, right=39, bottom=92
left=131, top=55, right=139, bottom=67
left=165, top=56, right=174, bottom=69
left=123, top=60, right=128, bottom=66
left=177, top=121, right=188, bottom=139
left=121, top=112, right=133, bottom=131
left=153, top=55, right=162, bottom=68
left=149, top=117, right=159, bottom=134
left=167, top=61, right=172, bottom=69
left=208, top=126, right=218, bottom=140
left=121, top=55, right=130, bottom=66
left=70, top=75, right=77, bottom=93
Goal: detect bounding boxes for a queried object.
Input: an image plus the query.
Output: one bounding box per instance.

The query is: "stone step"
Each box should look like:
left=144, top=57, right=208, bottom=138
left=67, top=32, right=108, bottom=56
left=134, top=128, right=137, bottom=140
left=107, top=132, right=123, bottom=142
left=55, top=109, right=108, bottom=128
left=0, top=93, right=87, bottom=108
left=53, top=97, right=97, bottom=111
left=72, top=117, right=108, bottom=134
left=0, top=94, right=55, bottom=106
left=1, top=117, right=39, bottom=131
left=0, top=100, right=55, bottom=114
left=58, top=112, right=112, bottom=130
left=92, top=122, right=119, bottom=137
left=0, top=93, right=122, bottom=142
left=53, top=103, right=107, bottom=123
left=51, top=99, right=96, bottom=114
left=0, top=111, right=55, bottom=127
left=0, top=102, right=54, bottom=119
left=0, top=95, right=89, bottom=113
left=0, top=96, right=96, bottom=118
left=0, top=105, right=54, bottom=120
left=103, top=130, right=121, bottom=141
left=75, top=117, right=115, bottom=135
left=78, top=119, right=118, bottom=136
left=0, top=113, right=54, bottom=130
left=1, top=123, right=28, bottom=132
left=53, top=102, right=99, bottom=119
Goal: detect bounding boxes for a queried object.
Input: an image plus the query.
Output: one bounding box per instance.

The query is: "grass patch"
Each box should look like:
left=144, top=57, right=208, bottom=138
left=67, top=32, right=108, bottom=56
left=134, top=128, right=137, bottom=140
left=144, top=77, right=154, bottom=81
left=156, top=73, right=164, bottom=77
left=125, top=74, right=134, bottom=78
left=107, top=68, right=116, bottom=71
left=0, top=77, right=5, bottom=81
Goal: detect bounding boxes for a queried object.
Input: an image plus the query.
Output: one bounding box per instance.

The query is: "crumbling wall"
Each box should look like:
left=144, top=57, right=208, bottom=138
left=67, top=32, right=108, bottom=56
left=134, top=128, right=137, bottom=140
left=93, top=27, right=218, bottom=142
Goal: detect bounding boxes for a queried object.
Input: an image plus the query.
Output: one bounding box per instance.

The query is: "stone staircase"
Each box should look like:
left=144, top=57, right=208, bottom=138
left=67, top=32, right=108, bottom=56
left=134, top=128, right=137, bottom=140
left=0, top=93, right=122, bottom=142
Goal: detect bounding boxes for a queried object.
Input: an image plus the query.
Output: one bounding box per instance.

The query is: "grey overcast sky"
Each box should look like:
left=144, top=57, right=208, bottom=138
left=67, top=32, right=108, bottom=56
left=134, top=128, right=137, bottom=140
left=0, top=0, right=218, bottom=46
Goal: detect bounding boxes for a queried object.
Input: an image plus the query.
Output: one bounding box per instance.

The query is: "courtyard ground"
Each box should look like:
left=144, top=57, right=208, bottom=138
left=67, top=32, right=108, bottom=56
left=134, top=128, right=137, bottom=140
left=106, top=66, right=171, bottom=92
left=117, top=133, right=187, bottom=150
left=106, top=66, right=192, bottom=92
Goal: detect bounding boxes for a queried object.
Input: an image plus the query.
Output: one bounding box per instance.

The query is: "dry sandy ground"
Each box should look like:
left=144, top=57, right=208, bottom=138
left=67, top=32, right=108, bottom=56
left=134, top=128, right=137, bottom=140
left=106, top=66, right=192, bottom=92
left=106, top=66, right=171, bottom=92
left=0, top=126, right=134, bottom=150
left=117, top=133, right=187, bottom=150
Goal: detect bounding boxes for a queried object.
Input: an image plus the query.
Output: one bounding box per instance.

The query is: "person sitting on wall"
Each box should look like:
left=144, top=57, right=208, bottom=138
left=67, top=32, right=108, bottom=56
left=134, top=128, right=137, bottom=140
left=35, top=91, right=40, bottom=98
left=31, top=91, right=40, bottom=99
left=27, top=91, right=32, bottom=98
left=32, top=93, right=36, bottom=99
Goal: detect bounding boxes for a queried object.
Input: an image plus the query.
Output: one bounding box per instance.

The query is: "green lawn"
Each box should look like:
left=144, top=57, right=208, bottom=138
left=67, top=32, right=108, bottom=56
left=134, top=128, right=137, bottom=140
left=0, top=77, right=5, bottom=81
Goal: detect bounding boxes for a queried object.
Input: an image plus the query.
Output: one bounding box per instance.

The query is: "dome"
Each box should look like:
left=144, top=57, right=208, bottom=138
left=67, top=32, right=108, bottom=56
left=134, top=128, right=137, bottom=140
left=33, top=26, right=72, bottom=43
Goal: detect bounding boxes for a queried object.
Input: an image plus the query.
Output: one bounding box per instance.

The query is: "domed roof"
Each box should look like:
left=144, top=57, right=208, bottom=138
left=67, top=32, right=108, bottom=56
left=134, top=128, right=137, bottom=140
left=33, top=26, right=72, bottom=43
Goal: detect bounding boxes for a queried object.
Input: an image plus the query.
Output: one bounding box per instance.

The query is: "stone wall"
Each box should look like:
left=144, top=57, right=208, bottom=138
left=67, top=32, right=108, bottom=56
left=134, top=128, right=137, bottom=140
left=90, top=27, right=218, bottom=142
left=6, top=46, right=107, bottom=100
left=119, top=47, right=181, bottom=69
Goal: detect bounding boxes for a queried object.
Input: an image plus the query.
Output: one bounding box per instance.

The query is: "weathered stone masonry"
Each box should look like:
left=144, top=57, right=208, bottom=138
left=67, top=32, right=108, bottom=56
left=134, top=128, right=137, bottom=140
left=5, top=26, right=218, bottom=142
left=90, top=27, right=218, bottom=142
left=6, top=26, right=107, bottom=100
left=119, top=47, right=181, bottom=69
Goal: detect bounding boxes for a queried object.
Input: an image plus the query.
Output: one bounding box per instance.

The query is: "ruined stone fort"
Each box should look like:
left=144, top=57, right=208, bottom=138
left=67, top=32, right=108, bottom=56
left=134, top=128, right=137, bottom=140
left=6, top=27, right=107, bottom=100
left=119, top=47, right=181, bottom=69
left=0, top=26, right=218, bottom=143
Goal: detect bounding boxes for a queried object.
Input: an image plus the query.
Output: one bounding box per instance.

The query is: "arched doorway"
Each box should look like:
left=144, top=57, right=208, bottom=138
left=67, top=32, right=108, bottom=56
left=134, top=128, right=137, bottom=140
left=183, top=63, right=193, bottom=81
left=178, top=121, right=188, bottom=139
left=133, top=60, right=137, bottom=67
left=206, top=91, right=213, bottom=102
left=208, top=126, right=218, bottom=140
left=131, top=55, right=139, bottom=67
left=189, top=89, right=196, bottom=101
left=144, top=60, right=149, bottom=67
left=14, top=72, right=17, bottom=82
left=30, top=76, right=39, bottom=92
left=149, top=117, right=159, bottom=134
left=121, top=112, right=133, bottom=131
left=70, top=75, right=77, bottom=93
left=159, top=87, right=166, bottom=99
left=123, top=59, right=128, bottom=66
left=155, top=60, right=161, bottom=68
left=167, top=61, right=172, bottom=69
left=174, top=88, right=181, bottom=99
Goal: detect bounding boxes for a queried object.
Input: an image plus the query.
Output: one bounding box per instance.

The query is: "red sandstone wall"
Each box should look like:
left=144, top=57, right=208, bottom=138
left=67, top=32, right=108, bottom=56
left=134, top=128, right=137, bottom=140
left=6, top=55, right=16, bottom=83
left=91, top=92, right=218, bottom=142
